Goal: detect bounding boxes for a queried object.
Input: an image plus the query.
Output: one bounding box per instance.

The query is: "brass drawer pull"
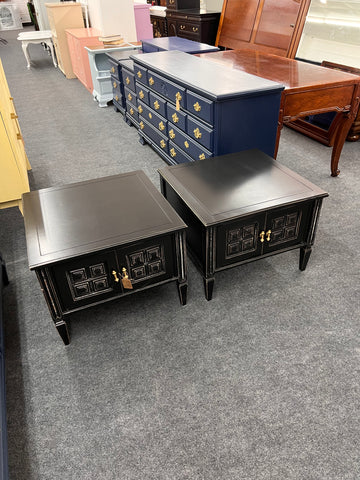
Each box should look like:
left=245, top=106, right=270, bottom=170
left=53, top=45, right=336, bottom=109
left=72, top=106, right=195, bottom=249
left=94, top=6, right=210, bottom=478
left=111, top=66, right=115, bottom=74
left=169, top=129, right=175, bottom=139
left=199, top=153, right=205, bottom=160
left=159, top=121, right=165, bottom=131
left=180, top=25, right=186, bottom=30
left=140, top=121, right=144, bottom=130
left=193, top=127, right=202, bottom=139
left=125, top=77, right=130, bottom=85
left=184, top=141, right=189, bottom=149
left=266, top=230, right=272, bottom=242
left=160, top=139, right=166, bottom=149
left=172, top=113, right=179, bottom=123
left=139, top=90, right=145, bottom=99
left=137, top=70, right=142, bottom=79
left=193, top=102, right=201, bottom=112
left=149, top=76, right=154, bottom=86
left=170, top=148, right=176, bottom=157
left=193, top=27, right=198, bottom=33
left=138, top=105, right=143, bottom=114
left=113, top=82, right=117, bottom=88
left=112, top=270, right=120, bottom=283
left=129, top=107, right=134, bottom=115
left=259, top=231, right=265, bottom=243
left=127, top=93, right=132, bottom=101
left=115, top=95, right=119, bottom=101
left=148, top=112, right=152, bottom=119
left=154, top=100, right=160, bottom=110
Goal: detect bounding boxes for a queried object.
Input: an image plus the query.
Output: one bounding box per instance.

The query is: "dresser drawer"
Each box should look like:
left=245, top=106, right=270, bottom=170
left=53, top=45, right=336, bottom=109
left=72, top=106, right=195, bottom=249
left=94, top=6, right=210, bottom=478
left=111, top=76, right=124, bottom=106
left=149, top=91, right=167, bottom=117
left=126, top=100, right=139, bottom=123
left=108, top=60, right=120, bottom=81
left=122, top=68, right=136, bottom=92
left=147, top=71, right=186, bottom=109
left=138, top=100, right=168, bottom=135
left=167, top=103, right=187, bottom=131
left=134, top=64, right=147, bottom=85
left=139, top=118, right=169, bottom=155
left=170, top=125, right=213, bottom=161
left=186, top=90, right=214, bottom=126
left=168, top=141, right=194, bottom=164
left=111, top=76, right=121, bottom=92
left=124, top=86, right=137, bottom=105
left=177, top=22, right=201, bottom=38
left=187, top=116, right=213, bottom=151
left=136, top=83, right=150, bottom=105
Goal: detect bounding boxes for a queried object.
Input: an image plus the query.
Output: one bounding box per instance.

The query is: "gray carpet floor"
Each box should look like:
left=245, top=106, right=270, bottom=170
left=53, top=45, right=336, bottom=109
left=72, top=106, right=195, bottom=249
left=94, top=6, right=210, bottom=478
left=0, top=26, right=360, bottom=480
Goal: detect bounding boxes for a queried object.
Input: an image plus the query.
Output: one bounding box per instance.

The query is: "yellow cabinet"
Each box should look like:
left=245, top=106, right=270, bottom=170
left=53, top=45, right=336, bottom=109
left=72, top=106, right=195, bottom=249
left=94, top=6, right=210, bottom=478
left=0, top=59, right=31, bottom=213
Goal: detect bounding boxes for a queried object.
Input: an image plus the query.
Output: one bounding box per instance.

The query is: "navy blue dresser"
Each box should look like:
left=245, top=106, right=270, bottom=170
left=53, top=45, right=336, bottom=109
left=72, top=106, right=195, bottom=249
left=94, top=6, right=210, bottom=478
left=130, top=50, right=284, bottom=165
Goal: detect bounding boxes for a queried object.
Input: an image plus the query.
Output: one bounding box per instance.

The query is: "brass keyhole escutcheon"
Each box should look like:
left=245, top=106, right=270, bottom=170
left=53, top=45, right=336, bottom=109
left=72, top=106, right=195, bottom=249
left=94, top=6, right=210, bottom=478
left=112, top=270, right=120, bottom=283
left=266, top=230, right=272, bottom=242
left=259, top=231, right=265, bottom=243
left=126, top=77, right=130, bottom=85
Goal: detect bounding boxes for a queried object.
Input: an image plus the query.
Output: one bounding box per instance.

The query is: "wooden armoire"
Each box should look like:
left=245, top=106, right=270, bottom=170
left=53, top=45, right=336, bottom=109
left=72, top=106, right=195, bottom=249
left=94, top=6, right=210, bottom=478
left=215, top=0, right=311, bottom=58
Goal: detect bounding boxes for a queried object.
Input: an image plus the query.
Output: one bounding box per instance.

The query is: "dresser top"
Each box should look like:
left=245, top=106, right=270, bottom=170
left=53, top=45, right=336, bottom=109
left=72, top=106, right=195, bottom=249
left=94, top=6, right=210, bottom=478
left=141, top=37, right=219, bottom=54
left=131, top=50, right=284, bottom=100
left=23, top=172, right=186, bottom=268
left=158, top=150, right=328, bottom=226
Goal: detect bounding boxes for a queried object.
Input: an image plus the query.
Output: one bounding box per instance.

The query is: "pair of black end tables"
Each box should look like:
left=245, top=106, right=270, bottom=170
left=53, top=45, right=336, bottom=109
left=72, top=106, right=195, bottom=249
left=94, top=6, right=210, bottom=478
left=22, top=150, right=328, bottom=345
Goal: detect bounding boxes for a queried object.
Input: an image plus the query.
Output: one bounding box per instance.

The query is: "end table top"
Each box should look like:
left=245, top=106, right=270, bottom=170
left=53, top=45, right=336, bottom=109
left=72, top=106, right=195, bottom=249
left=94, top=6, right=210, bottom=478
left=141, top=37, right=220, bottom=54
left=158, top=149, right=328, bottom=226
left=23, top=171, right=186, bottom=269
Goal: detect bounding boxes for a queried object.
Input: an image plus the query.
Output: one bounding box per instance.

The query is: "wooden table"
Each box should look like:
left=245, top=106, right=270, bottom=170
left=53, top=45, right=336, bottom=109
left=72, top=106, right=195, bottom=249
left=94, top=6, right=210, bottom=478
left=23, top=172, right=187, bottom=345
left=197, top=49, right=360, bottom=176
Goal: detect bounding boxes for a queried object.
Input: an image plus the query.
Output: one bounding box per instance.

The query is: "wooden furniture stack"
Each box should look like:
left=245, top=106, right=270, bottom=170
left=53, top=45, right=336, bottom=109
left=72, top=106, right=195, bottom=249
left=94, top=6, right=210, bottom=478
left=215, top=0, right=311, bottom=58
left=0, top=58, right=30, bottom=214
left=45, top=2, right=84, bottom=79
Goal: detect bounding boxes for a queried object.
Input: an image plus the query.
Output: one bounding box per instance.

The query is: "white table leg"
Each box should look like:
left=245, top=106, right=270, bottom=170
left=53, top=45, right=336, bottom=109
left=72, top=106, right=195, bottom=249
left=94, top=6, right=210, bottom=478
left=21, top=41, right=31, bottom=69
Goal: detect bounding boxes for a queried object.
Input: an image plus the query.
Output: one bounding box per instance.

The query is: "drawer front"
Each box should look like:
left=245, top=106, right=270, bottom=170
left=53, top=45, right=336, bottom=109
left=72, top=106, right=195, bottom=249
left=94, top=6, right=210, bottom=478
left=134, top=64, right=147, bottom=85
left=187, top=116, right=213, bottom=151
left=216, top=214, right=265, bottom=269
left=142, top=43, right=160, bottom=53
left=186, top=90, right=214, bottom=126
left=177, top=22, right=201, bottom=37
left=147, top=71, right=186, bottom=109
left=122, top=68, right=136, bottom=92
left=170, top=125, right=213, bottom=161
left=117, top=234, right=176, bottom=290
left=52, top=251, right=120, bottom=311
left=136, top=83, right=150, bottom=105
left=139, top=118, right=169, bottom=155
left=126, top=100, right=139, bottom=123
left=167, top=102, right=187, bottom=132
left=149, top=91, right=167, bottom=118
left=124, top=86, right=137, bottom=105
left=138, top=100, right=168, bottom=135
left=108, top=60, right=120, bottom=81
left=168, top=141, right=194, bottom=164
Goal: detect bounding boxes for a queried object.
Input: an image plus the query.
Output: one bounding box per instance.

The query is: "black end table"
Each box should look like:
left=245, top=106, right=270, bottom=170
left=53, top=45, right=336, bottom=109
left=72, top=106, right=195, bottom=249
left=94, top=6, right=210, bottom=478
left=23, top=171, right=187, bottom=345
left=158, top=149, right=328, bottom=300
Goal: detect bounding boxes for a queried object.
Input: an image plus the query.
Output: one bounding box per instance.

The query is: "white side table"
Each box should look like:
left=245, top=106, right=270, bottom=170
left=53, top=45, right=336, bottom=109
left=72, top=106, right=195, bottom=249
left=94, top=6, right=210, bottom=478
left=17, top=30, right=57, bottom=69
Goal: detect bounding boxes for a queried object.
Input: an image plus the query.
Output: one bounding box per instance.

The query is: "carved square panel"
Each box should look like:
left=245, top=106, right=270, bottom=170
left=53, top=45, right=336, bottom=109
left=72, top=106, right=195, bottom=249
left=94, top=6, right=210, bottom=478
left=286, top=213, right=298, bottom=226
left=131, top=266, right=146, bottom=279
left=242, top=225, right=255, bottom=238
left=93, top=278, right=109, bottom=291
left=227, top=242, right=241, bottom=256
left=284, top=226, right=297, bottom=238
left=70, top=268, right=87, bottom=284
left=90, top=263, right=105, bottom=278
left=148, top=261, right=162, bottom=275
left=271, top=230, right=284, bottom=242
left=129, top=251, right=145, bottom=266
left=228, top=228, right=241, bottom=243
left=272, top=217, right=285, bottom=230
left=242, top=238, right=254, bottom=251
left=74, top=282, right=90, bottom=297
left=147, top=246, right=161, bottom=262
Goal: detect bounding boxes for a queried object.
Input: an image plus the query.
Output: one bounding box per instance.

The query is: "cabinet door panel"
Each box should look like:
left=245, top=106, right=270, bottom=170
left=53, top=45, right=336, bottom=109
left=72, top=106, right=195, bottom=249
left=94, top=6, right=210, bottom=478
left=263, top=200, right=313, bottom=253
left=218, top=0, right=260, bottom=44
left=116, top=235, right=176, bottom=290
left=255, top=0, right=301, bottom=50
left=52, top=251, right=120, bottom=311
left=216, top=213, right=265, bottom=268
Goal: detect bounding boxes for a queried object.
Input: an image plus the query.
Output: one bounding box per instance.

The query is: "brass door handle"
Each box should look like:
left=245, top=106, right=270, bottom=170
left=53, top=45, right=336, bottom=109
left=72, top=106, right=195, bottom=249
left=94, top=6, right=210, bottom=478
left=266, top=230, right=272, bottom=242
left=259, top=231, right=265, bottom=243
left=112, top=270, right=120, bottom=282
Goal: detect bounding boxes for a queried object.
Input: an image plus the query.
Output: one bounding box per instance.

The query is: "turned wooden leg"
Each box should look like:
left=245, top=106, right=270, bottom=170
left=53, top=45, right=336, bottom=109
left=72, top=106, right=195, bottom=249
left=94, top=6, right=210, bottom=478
left=299, top=246, right=312, bottom=271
